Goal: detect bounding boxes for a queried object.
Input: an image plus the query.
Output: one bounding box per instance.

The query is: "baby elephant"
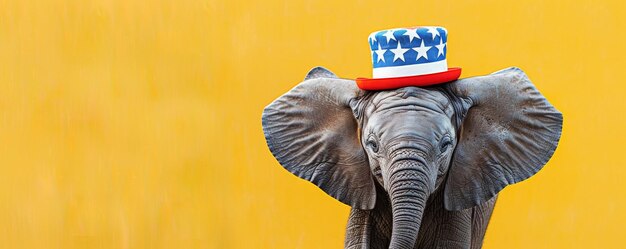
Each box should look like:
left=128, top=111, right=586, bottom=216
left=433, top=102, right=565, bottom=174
left=262, top=67, right=562, bottom=249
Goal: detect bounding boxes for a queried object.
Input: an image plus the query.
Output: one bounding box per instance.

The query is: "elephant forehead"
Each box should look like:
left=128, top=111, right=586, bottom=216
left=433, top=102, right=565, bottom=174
left=369, top=87, right=453, bottom=116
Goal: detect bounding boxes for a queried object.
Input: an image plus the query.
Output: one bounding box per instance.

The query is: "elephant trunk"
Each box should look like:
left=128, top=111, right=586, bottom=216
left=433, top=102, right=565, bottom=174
left=387, top=158, right=432, bottom=249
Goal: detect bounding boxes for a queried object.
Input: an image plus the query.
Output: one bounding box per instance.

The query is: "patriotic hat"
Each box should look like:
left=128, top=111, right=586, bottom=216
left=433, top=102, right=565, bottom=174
left=356, top=26, right=462, bottom=90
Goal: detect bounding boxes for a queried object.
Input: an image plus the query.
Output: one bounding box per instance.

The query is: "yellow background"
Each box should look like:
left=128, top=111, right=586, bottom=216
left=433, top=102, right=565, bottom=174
left=1, top=0, right=624, bottom=248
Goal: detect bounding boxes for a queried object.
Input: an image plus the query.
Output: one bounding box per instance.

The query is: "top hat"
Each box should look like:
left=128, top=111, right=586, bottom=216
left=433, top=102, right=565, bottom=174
left=356, top=26, right=462, bottom=90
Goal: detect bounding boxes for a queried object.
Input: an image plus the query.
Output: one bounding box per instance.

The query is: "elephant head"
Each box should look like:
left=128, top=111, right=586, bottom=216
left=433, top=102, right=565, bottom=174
left=262, top=66, right=562, bottom=249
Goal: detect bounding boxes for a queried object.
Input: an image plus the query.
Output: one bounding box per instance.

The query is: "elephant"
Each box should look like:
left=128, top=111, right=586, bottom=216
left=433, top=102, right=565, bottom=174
left=261, top=66, right=563, bottom=249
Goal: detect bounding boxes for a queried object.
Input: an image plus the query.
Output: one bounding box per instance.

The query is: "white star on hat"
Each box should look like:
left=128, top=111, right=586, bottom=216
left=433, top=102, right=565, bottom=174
left=390, top=42, right=409, bottom=62
left=404, top=28, right=421, bottom=43
left=369, top=32, right=377, bottom=45
left=435, top=39, right=446, bottom=57
left=383, top=30, right=397, bottom=42
left=439, top=27, right=447, bottom=36
left=412, top=40, right=430, bottom=61
left=375, top=43, right=387, bottom=63
left=426, top=27, right=440, bottom=40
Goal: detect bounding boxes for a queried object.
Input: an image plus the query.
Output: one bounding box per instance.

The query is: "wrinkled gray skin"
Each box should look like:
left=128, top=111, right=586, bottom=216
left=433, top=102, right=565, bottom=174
left=262, top=67, right=562, bottom=249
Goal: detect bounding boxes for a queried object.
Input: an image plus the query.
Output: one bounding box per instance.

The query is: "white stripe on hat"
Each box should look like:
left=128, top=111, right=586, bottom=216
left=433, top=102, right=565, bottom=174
left=373, top=60, right=448, bottom=78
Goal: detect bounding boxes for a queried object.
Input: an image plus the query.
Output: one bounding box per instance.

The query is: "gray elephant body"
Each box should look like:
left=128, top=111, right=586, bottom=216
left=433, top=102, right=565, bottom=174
left=262, top=67, right=562, bottom=249
left=345, top=183, right=496, bottom=249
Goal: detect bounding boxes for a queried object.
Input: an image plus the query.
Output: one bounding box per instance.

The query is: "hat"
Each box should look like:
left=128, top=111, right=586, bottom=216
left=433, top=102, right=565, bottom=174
left=356, top=26, right=461, bottom=90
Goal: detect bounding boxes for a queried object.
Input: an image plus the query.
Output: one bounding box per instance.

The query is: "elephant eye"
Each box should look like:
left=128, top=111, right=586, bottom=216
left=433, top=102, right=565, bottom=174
left=440, top=136, right=452, bottom=152
left=366, top=139, right=379, bottom=153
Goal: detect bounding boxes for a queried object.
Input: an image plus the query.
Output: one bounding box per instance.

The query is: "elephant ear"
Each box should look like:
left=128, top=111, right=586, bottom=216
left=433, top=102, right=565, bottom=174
left=304, top=66, right=338, bottom=80
left=262, top=67, right=376, bottom=210
left=444, top=67, right=563, bottom=211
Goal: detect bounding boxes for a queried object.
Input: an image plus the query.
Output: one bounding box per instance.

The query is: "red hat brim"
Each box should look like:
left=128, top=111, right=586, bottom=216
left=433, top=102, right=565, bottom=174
left=356, top=67, right=462, bottom=91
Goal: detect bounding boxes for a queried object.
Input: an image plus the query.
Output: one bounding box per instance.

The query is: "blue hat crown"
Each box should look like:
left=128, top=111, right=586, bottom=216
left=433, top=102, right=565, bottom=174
left=368, top=26, right=449, bottom=78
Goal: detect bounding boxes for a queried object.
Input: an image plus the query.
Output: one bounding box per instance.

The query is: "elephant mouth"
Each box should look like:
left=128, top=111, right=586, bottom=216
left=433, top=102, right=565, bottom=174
left=372, top=166, right=382, bottom=177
